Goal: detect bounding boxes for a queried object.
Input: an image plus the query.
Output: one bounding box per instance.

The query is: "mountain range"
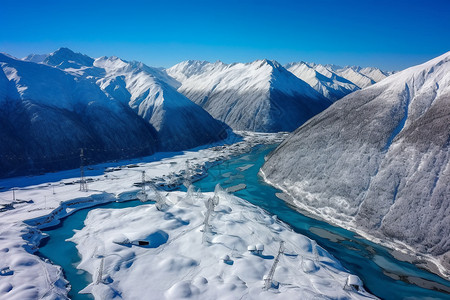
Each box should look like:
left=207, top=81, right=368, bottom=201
left=167, top=59, right=332, bottom=132
left=0, top=47, right=390, bottom=177
left=0, top=49, right=227, bottom=177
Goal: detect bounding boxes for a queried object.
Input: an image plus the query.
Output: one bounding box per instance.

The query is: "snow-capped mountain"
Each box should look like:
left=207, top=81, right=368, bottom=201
left=261, top=52, right=450, bottom=276
left=355, top=66, right=391, bottom=82
left=285, top=62, right=359, bottom=102
left=323, top=64, right=391, bottom=89
left=0, top=53, right=158, bottom=177
left=22, top=53, right=49, bottom=63
left=93, top=56, right=228, bottom=150
left=0, top=48, right=228, bottom=177
left=43, top=47, right=94, bottom=69
left=38, top=48, right=228, bottom=151
left=167, top=59, right=332, bottom=132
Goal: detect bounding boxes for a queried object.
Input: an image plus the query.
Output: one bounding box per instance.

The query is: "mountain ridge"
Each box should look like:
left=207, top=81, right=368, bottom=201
left=0, top=49, right=228, bottom=177
left=167, top=59, right=332, bottom=132
left=261, top=51, right=450, bottom=277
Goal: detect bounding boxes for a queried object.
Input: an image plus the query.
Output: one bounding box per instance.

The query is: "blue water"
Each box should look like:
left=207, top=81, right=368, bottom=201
left=38, top=200, right=148, bottom=300
left=39, top=144, right=450, bottom=300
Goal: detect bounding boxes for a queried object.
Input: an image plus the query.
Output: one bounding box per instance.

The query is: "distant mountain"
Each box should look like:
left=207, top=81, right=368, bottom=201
left=167, top=59, right=332, bottom=132
left=261, top=52, right=450, bottom=275
left=285, top=62, right=359, bottom=102
left=92, top=56, right=227, bottom=150
left=284, top=62, right=391, bottom=100
left=0, top=48, right=228, bottom=177
left=38, top=48, right=228, bottom=151
left=43, top=47, right=94, bottom=69
left=22, top=53, right=49, bottom=63
left=354, top=66, right=391, bottom=82
left=324, top=64, right=391, bottom=89
left=0, top=53, right=157, bottom=177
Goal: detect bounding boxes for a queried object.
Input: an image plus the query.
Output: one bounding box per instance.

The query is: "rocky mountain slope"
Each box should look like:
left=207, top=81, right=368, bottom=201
left=261, top=52, right=450, bottom=276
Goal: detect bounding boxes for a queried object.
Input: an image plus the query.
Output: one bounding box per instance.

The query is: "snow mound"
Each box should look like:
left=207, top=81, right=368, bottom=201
left=69, top=190, right=373, bottom=299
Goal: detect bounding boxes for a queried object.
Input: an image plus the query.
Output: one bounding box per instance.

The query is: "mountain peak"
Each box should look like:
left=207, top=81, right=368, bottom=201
left=53, top=47, right=75, bottom=55
left=251, top=59, right=282, bottom=70
left=44, top=48, right=94, bottom=69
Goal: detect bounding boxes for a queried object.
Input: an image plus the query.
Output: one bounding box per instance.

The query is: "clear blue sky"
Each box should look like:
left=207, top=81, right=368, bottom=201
left=1, top=0, right=449, bottom=70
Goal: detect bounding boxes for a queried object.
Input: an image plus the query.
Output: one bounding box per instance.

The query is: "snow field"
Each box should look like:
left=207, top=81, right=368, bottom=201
left=70, top=188, right=374, bottom=299
left=0, top=132, right=285, bottom=299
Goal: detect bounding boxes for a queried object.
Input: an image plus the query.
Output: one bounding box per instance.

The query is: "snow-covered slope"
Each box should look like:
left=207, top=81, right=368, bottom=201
left=356, top=66, right=390, bottom=83
left=22, top=53, right=49, bottom=63
left=261, top=52, right=450, bottom=277
left=167, top=60, right=332, bottom=132
left=285, top=62, right=359, bottom=102
left=40, top=48, right=228, bottom=151
left=92, top=56, right=227, bottom=150
left=0, top=53, right=159, bottom=177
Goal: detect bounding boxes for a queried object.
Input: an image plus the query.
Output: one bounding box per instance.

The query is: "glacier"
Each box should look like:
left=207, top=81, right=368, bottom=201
left=261, top=51, right=450, bottom=278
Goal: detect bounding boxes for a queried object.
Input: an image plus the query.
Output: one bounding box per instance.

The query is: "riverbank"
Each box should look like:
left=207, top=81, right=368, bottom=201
left=260, top=170, right=450, bottom=282
left=69, top=189, right=374, bottom=299
left=0, top=132, right=285, bottom=299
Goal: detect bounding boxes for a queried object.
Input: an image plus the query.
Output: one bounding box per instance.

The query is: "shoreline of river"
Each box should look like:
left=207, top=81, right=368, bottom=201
left=261, top=170, right=450, bottom=282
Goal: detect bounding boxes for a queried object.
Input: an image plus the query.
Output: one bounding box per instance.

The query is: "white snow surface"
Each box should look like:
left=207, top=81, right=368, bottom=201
left=285, top=62, right=360, bottom=102
left=262, top=51, right=450, bottom=278
left=70, top=190, right=374, bottom=300
left=0, top=133, right=374, bottom=299
left=167, top=59, right=332, bottom=132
